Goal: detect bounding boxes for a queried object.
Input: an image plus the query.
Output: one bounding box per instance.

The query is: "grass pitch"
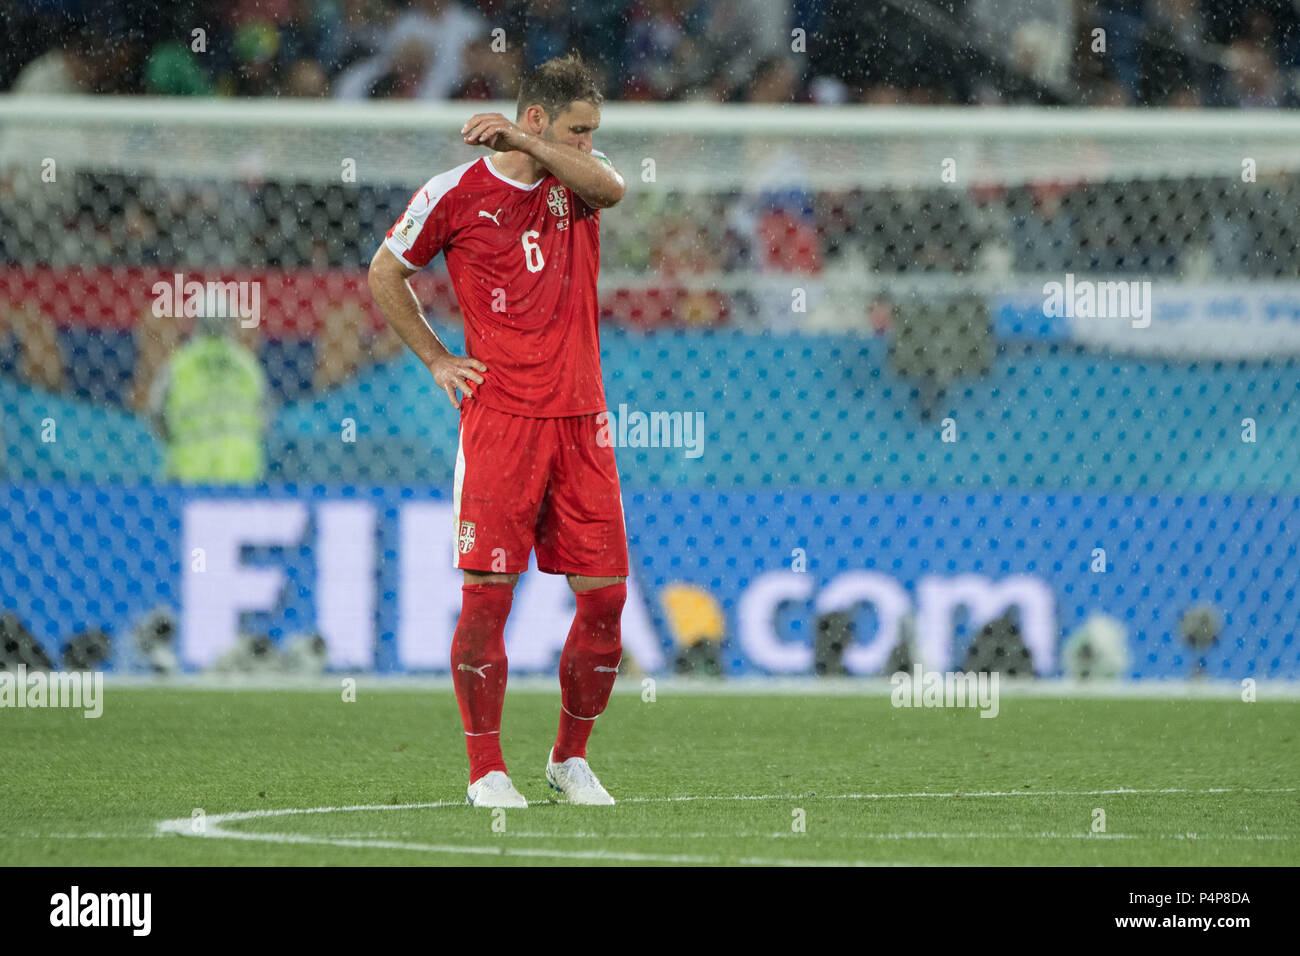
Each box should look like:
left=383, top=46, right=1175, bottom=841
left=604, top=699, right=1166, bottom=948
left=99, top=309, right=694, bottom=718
left=2, top=683, right=1296, bottom=866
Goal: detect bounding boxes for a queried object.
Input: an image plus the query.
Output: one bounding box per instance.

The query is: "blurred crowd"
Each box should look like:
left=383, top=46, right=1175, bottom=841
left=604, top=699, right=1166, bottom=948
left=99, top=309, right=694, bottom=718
left=4, top=0, right=1300, bottom=107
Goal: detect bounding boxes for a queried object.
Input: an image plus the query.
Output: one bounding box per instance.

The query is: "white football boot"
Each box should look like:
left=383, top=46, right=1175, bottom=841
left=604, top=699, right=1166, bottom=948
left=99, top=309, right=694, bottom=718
left=546, top=748, right=615, bottom=805
left=466, top=771, right=528, bottom=808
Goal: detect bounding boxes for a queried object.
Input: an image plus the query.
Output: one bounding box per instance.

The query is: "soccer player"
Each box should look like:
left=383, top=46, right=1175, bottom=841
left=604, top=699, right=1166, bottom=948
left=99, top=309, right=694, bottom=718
left=368, top=54, right=628, bottom=808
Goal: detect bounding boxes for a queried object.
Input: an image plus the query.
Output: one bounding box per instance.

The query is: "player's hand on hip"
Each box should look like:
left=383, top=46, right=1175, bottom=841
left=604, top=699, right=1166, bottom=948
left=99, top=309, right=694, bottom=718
left=461, top=113, right=530, bottom=152
left=429, top=353, right=487, bottom=409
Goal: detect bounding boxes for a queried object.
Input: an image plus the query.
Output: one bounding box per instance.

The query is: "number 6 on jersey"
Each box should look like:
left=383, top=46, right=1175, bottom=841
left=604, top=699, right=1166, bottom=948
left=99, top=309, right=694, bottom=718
left=521, top=230, right=544, bottom=272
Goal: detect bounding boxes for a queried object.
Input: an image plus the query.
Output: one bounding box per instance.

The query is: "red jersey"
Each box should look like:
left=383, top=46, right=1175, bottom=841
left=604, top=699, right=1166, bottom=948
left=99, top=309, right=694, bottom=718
left=384, top=154, right=607, bottom=418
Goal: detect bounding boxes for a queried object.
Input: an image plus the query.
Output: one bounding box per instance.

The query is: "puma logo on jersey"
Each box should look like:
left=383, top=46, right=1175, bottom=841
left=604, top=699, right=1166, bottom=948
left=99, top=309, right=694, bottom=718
left=478, top=209, right=502, bottom=225
left=593, top=665, right=620, bottom=673
left=457, top=663, right=492, bottom=679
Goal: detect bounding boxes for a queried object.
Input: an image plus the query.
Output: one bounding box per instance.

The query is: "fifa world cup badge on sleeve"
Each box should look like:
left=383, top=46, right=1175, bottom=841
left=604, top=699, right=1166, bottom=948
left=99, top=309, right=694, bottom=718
left=394, top=215, right=417, bottom=248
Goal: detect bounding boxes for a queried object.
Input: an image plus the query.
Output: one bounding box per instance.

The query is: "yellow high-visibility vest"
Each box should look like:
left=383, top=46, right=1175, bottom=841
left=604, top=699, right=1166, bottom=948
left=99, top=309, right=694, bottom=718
left=164, top=336, right=266, bottom=483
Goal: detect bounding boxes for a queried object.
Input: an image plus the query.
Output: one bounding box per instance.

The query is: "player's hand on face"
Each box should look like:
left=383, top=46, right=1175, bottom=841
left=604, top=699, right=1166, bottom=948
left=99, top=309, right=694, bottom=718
left=461, top=113, right=529, bottom=152
left=429, top=353, right=487, bottom=409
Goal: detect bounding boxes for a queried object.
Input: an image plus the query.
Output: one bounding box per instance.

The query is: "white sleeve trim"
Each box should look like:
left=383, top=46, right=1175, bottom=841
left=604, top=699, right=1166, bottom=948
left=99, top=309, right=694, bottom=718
left=384, top=159, right=477, bottom=265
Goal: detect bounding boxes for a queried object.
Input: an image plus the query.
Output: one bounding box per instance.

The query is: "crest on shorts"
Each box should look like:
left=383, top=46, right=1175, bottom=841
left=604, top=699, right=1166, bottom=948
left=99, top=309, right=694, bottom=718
left=547, top=185, right=568, bottom=218
left=458, top=520, right=476, bottom=554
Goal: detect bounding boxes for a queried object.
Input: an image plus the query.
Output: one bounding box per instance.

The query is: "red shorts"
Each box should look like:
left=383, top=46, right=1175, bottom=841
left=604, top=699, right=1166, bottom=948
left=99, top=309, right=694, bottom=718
left=452, top=399, right=629, bottom=576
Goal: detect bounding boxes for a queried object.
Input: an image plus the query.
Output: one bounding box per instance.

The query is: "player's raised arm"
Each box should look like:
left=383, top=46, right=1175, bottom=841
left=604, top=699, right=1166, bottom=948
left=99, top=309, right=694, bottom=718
left=524, top=134, right=626, bottom=209
left=367, top=244, right=486, bottom=409
left=462, top=109, right=625, bottom=209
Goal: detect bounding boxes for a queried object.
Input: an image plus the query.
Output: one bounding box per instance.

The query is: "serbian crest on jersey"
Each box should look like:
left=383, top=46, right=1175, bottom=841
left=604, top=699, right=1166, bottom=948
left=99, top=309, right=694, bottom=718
left=458, top=521, right=476, bottom=554
left=547, top=184, right=568, bottom=218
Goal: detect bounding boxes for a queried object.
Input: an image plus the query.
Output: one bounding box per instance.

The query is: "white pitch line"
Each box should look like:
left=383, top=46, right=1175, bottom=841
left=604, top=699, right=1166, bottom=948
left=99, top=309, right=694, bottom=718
left=151, top=786, right=1298, bottom=866
left=152, top=785, right=1300, bottom=828
left=405, top=830, right=1291, bottom=842
left=3, top=832, right=158, bottom=840
left=618, top=786, right=1299, bottom=803
left=164, top=801, right=465, bottom=825
left=767, top=831, right=1292, bottom=841
left=159, top=817, right=897, bottom=867
left=825, top=786, right=1300, bottom=799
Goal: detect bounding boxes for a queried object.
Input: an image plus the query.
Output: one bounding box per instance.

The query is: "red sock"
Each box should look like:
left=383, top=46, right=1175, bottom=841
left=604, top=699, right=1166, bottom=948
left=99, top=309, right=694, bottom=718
left=451, top=582, right=513, bottom=783
left=554, top=582, right=626, bottom=762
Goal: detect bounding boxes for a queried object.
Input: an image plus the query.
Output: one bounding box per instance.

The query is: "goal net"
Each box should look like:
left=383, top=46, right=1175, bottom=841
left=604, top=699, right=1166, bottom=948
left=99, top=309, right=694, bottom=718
left=0, top=97, right=1295, bottom=681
